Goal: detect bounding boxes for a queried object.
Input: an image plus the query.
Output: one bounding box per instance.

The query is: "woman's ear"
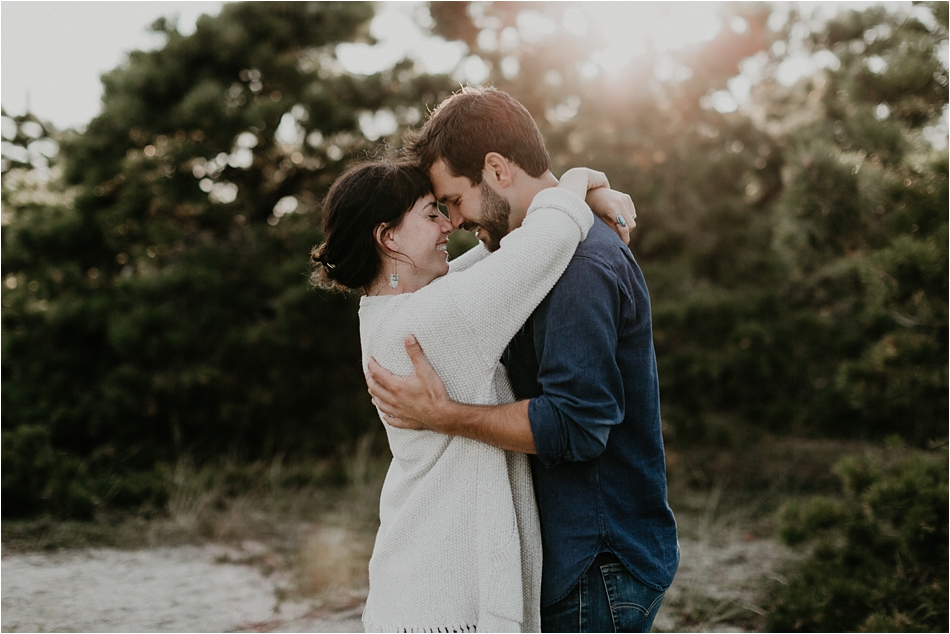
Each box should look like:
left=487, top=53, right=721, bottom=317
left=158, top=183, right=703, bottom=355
left=375, top=223, right=397, bottom=254
left=483, top=152, right=513, bottom=188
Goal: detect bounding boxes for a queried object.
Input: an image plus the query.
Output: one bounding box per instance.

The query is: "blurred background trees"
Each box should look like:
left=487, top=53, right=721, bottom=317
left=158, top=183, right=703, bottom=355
left=2, top=1, right=947, bottom=520
left=2, top=1, right=456, bottom=516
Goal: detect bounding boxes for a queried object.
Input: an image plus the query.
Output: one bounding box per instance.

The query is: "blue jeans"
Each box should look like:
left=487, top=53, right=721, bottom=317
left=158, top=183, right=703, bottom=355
left=541, top=553, right=665, bottom=633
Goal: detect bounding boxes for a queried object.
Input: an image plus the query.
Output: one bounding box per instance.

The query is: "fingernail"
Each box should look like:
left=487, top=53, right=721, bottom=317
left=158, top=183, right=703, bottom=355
left=406, top=334, right=417, bottom=345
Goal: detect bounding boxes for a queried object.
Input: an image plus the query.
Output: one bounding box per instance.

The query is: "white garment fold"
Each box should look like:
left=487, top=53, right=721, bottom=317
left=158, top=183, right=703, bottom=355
left=358, top=188, right=593, bottom=633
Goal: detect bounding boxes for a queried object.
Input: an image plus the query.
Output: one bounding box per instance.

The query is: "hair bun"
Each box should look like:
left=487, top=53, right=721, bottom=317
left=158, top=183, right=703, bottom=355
left=310, top=248, right=334, bottom=269
left=309, top=247, right=339, bottom=289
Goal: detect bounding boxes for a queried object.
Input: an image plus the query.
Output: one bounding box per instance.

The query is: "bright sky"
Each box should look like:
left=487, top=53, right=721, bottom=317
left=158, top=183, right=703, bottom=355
left=2, top=2, right=226, bottom=129
left=0, top=0, right=729, bottom=131
left=0, top=0, right=937, bottom=133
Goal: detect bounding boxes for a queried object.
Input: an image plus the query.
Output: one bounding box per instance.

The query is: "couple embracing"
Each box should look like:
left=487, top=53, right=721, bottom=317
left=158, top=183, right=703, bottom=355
left=311, top=86, right=679, bottom=633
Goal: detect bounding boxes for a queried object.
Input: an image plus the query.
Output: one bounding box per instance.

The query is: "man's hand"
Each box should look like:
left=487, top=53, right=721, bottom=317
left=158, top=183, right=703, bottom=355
left=368, top=336, right=537, bottom=452
left=586, top=187, right=637, bottom=244
left=366, top=335, right=451, bottom=431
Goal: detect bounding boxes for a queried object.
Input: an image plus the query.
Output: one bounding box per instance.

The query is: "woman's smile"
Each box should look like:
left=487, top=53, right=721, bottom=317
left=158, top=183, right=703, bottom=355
left=384, top=194, right=454, bottom=292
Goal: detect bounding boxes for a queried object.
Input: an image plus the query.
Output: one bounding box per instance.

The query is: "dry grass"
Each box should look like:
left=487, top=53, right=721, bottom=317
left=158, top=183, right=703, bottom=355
left=299, top=525, right=373, bottom=598
left=654, top=484, right=801, bottom=632
left=1, top=435, right=387, bottom=625
left=293, top=438, right=384, bottom=613
left=651, top=435, right=900, bottom=632
left=1, top=435, right=902, bottom=632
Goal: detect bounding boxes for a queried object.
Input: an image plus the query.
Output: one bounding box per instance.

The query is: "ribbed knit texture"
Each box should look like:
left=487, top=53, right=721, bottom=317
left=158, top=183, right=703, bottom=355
left=357, top=188, right=593, bottom=633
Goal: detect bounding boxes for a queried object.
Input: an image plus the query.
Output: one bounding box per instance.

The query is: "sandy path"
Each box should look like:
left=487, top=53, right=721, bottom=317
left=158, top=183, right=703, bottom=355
left=1, top=545, right=362, bottom=633
left=2, top=531, right=792, bottom=632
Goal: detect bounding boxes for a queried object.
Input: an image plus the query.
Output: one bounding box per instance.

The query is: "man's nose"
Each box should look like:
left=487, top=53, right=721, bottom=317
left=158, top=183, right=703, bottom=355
left=448, top=208, right=465, bottom=230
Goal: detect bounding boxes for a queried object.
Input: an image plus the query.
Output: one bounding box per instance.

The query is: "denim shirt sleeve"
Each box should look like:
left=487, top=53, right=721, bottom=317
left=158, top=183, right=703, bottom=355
left=527, top=254, right=628, bottom=467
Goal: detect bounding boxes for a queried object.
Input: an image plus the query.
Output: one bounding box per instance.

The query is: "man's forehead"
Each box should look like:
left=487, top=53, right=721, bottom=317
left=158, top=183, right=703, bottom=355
left=429, top=159, right=469, bottom=201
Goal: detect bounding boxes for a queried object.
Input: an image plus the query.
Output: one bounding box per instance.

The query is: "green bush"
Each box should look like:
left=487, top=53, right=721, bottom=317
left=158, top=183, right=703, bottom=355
left=767, top=450, right=948, bottom=632
left=1, top=2, right=451, bottom=517
left=3, top=2, right=947, bottom=518
left=2, top=425, right=95, bottom=518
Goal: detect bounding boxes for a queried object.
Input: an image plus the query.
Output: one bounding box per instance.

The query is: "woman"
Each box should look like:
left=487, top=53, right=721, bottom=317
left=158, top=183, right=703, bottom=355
left=311, top=156, right=611, bottom=633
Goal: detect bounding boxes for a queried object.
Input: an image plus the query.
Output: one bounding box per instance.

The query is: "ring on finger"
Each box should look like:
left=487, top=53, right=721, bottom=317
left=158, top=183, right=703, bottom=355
left=616, top=214, right=627, bottom=228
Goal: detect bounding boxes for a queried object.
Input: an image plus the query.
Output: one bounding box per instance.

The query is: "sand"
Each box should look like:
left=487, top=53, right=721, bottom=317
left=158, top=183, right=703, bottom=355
left=1, top=544, right=362, bottom=633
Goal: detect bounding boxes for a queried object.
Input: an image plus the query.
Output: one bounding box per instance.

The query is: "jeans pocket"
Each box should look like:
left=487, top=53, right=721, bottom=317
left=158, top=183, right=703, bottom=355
left=600, top=563, right=665, bottom=633
left=541, top=574, right=586, bottom=633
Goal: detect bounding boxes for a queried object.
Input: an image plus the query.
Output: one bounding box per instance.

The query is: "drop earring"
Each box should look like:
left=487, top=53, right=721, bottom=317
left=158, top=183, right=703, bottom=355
left=389, top=256, right=399, bottom=289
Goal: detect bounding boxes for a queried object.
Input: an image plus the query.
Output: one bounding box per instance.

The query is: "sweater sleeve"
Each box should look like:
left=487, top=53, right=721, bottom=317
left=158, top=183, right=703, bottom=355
left=447, top=242, right=490, bottom=274
left=440, top=187, right=593, bottom=371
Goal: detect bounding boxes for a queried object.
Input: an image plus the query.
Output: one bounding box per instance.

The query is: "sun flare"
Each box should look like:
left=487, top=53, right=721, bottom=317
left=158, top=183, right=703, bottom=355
left=576, top=2, right=725, bottom=74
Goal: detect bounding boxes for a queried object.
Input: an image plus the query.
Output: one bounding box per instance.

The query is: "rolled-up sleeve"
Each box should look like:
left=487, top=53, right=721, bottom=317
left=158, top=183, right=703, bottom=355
left=527, top=255, right=627, bottom=468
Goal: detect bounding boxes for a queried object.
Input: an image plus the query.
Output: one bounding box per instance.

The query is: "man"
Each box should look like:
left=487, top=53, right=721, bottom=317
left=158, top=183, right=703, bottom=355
left=368, top=86, right=678, bottom=633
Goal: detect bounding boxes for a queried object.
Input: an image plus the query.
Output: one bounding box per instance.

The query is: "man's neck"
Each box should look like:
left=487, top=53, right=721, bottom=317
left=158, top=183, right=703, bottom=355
left=511, top=170, right=559, bottom=229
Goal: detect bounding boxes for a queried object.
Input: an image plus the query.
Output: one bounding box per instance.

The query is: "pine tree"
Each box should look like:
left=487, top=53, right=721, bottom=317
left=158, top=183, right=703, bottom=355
left=765, top=3, right=949, bottom=441
left=2, top=2, right=457, bottom=516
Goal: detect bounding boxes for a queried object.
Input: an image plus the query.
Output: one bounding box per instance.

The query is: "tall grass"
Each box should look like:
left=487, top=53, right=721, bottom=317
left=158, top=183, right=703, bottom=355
left=298, top=434, right=388, bottom=603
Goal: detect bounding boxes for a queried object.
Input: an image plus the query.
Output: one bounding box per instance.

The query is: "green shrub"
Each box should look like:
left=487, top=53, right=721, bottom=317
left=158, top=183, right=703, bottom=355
left=767, top=450, right=948, bottom=632
left=2, top=425, right=94, bottom=518
left=1, top=2, right=441, bottom=518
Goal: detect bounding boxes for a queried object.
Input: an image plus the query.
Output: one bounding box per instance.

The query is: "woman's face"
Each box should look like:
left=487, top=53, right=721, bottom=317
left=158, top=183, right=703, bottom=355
left=388, top=193, right=454, bottom=289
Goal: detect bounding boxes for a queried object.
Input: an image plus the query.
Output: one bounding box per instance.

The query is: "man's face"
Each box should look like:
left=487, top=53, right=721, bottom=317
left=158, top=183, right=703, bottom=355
left=429, top=159, right=512, bottom=252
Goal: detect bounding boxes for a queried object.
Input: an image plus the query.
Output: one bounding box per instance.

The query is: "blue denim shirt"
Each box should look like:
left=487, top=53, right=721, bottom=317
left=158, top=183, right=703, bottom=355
left=502, top=220, right=679, bottom=606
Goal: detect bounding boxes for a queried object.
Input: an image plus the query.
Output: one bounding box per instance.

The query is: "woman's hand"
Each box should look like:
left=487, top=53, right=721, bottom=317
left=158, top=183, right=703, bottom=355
left=586, top=187, right=637, bottom=244
left=558, top=168, right=637, bottom=245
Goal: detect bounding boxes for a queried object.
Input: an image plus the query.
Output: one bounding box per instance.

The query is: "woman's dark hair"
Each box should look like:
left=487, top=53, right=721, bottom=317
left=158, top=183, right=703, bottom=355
left=310, top=156, right=432, bottom=293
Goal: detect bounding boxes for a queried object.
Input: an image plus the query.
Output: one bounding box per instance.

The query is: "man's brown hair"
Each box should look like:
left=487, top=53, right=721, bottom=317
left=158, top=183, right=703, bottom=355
left=405, top=85, right=551, bottom=185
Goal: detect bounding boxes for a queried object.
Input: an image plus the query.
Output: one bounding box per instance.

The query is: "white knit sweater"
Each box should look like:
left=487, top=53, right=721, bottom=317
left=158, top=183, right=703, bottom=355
left=358, top=188, right=593, bottom=633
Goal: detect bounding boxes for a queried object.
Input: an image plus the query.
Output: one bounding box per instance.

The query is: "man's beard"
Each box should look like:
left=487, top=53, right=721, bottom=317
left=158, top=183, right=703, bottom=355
left=475, top=181, right=512, bottom=252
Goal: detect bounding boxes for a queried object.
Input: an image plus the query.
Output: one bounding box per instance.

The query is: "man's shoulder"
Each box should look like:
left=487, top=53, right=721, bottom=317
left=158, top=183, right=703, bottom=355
left=542, top=227, right=626, bottom=301
left=570, top=221, right=636, bottom=272
left=546, top=222, right=647, bottom=309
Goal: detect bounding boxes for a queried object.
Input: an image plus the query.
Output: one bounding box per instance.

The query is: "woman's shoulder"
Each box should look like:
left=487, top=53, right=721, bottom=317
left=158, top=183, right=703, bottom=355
left=359, top=290, right=461, bottom=359
left=360, top=286, right=455, bottom=327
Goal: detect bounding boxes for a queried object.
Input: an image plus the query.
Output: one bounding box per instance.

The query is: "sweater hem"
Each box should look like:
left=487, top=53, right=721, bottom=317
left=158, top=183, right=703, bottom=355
left=363, top=621, right=478, bottom=633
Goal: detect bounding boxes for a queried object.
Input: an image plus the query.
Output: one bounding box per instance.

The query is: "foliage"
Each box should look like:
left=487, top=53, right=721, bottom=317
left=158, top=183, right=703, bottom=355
left=764, top=4, right=949, bottom=442
left=2, top=2, right=948, bottom=517
left=767, top=448, right=948, bottom=632
left=2, top=2, right=456, bottom=517
left=434, top=1, right=948, bottom=445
